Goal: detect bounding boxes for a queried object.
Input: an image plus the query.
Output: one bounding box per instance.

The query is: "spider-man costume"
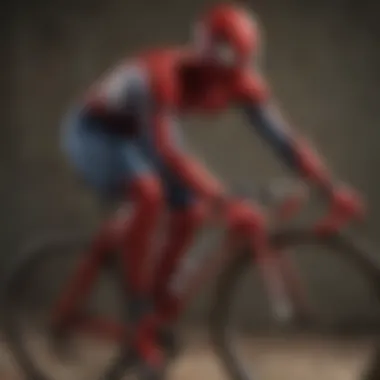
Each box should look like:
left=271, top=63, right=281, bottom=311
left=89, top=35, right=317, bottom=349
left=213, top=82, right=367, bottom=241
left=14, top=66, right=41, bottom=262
left=62, top=3, right=362, bottom=372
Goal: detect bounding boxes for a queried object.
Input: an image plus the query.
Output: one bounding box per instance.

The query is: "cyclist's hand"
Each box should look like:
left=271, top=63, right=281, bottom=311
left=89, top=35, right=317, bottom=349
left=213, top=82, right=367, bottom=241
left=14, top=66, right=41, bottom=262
left=329, top=185, right=365, bottom=221
left=316, top=184, right=365, bottom=234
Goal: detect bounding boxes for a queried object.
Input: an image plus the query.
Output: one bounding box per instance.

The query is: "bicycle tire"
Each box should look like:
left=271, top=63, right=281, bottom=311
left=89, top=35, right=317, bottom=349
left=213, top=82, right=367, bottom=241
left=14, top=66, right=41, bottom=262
left=209, top=228, right=380, bottom=380
left=1, top=231, right=129, bottom=380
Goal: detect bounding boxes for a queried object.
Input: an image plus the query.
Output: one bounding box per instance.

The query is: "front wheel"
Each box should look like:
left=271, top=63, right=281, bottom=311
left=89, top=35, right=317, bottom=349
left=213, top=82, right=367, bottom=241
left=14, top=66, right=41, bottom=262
left=210, top=228, right=380, bottom=380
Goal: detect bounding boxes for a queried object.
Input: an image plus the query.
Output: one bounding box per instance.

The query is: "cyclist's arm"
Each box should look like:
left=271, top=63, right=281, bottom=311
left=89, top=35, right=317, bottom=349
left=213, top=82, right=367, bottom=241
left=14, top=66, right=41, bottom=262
left=150, top=62, right=225, bottom=202
left=238, top=74, right=333, bottom=193
left=152, top=109, right=225, bottom=201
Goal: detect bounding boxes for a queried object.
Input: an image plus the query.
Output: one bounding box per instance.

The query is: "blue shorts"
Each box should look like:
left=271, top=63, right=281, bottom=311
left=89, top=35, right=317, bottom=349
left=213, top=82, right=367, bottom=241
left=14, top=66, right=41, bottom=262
left=61, top=108, right=194, bottom=209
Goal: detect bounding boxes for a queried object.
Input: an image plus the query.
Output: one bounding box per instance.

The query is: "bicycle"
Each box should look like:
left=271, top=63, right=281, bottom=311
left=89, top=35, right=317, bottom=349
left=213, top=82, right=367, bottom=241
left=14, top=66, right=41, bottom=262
left=2, top=178, right=380, bottom=380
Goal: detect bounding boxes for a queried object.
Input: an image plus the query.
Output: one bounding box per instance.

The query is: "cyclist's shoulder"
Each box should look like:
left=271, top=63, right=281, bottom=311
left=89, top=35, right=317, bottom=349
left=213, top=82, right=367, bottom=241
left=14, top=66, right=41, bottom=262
left=137, top=46, right=191, bottom=107
left=233, top=67, right=271, bottom=104
left=138, top=46, right=191, bottom=81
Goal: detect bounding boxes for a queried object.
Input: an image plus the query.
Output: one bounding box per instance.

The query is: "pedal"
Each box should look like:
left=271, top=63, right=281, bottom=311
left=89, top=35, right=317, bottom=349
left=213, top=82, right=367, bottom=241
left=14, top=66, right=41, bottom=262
left=49, top=322, right=77, bottom=361
left=49, top=314, right=85, bottom=362
left=136, top=359, right=167, bottom=380
left=100, top=347, right=139, bottom=380
left=157, top=326, right=182, bottom=359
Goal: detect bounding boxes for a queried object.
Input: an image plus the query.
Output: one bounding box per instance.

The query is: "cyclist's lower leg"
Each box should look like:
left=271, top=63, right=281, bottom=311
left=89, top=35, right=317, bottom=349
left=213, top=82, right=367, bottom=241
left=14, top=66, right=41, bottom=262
left=51, top=219, right=115, bottom=329
left=151, top=202, right=207, bottom=352
left=121, top=175, right=165, bottom=366
left=153, top=203, right=206, bottom=311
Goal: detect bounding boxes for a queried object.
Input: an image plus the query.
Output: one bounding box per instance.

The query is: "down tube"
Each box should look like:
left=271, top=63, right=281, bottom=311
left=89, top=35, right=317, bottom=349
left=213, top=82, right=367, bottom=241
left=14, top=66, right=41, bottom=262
left=167, top=226, right=240, bottom=311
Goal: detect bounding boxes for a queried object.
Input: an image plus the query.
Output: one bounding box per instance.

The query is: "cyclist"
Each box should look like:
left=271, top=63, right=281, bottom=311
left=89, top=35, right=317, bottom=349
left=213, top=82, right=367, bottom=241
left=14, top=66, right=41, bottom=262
left=62, top=2, right=363, bottom=374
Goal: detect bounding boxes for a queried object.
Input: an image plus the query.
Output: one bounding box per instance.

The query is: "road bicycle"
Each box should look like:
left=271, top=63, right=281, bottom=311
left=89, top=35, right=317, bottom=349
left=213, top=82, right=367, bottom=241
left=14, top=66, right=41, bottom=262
left=2, top=179, right=380, bottom=380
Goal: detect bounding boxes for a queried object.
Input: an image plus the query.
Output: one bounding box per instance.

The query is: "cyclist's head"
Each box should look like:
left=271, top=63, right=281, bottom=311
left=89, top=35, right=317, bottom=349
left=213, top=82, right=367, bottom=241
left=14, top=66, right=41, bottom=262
left=193, top=3, right=260, bottom=69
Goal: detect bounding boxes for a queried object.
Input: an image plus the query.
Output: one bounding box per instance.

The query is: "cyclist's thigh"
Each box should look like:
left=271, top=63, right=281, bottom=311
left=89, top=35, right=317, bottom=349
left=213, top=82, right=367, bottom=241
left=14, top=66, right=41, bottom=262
left=137, top=124, right=195, bottom=210
left=61, top=108, right=155, bottom=198
left=159, top=167, right=195, bottom=210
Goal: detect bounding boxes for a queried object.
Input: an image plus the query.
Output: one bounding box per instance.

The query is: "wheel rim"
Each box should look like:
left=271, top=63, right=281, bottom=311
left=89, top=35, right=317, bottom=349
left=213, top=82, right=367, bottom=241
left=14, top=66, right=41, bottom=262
left=210, top=230, right=380, bottom=380
left=2, top=233, right=127, bottom=380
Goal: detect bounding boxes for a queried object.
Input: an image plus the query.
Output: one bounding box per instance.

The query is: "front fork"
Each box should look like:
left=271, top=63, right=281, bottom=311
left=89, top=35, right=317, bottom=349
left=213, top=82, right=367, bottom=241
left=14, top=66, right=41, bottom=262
left=256, top=250, right=295, bottom=323
left=255, top=236, right=314, bottom=325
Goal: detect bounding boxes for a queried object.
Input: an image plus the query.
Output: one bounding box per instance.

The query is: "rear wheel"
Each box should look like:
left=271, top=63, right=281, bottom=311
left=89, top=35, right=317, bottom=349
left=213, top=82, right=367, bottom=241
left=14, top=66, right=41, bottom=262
left=210, top=228, right=380, bottom=380
left=1, top=232, right=130, bottom=380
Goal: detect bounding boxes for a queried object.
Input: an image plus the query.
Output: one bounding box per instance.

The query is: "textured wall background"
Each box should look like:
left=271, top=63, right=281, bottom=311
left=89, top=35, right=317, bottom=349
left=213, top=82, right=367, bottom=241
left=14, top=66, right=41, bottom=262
left=3, top=0, right=380, bottom=326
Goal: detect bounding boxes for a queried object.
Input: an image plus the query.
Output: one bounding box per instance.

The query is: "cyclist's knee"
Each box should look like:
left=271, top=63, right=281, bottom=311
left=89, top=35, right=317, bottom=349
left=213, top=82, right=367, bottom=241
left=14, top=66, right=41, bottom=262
left=226, top=200, right=267, bottom=235
left=129, top=175, right=164, bottom=213
left=180, top=201, right=208, bottom=227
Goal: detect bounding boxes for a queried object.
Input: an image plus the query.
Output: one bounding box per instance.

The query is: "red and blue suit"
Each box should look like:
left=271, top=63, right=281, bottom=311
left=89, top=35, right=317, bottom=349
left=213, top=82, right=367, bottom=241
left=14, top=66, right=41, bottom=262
left=63, top=47, right=329, bottom=298
left=61, top=3, right=362, bottom=371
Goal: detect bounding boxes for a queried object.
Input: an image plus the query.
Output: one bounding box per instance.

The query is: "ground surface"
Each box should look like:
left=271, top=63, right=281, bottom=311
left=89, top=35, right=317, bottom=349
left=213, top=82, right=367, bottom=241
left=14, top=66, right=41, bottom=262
left=0, top=333, right=374, bottom=380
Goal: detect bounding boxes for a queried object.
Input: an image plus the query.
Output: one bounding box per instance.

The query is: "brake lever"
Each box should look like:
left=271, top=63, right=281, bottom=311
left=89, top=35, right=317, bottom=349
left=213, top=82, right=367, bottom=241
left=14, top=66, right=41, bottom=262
left=313, top=207, right=365, bottom=236
left=314, top=213, right=347, bottom=236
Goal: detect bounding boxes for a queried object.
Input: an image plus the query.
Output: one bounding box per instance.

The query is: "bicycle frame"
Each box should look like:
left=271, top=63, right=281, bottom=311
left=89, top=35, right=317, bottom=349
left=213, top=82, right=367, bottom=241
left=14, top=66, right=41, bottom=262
left=49, top=215, right=249, bottom=343
left=49, top=192, right=356, bottom=344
